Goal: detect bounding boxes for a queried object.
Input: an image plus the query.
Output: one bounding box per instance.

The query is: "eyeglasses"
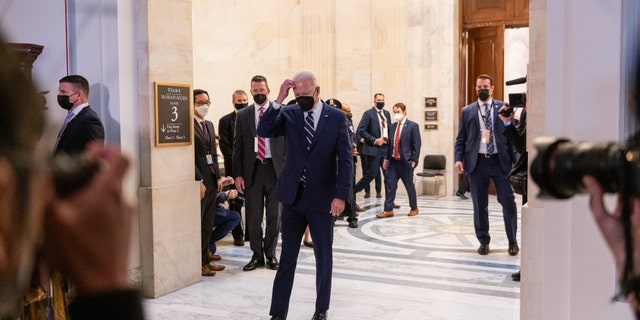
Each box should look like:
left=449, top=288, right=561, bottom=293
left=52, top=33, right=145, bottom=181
left=195, top=101, right=211, bottom=106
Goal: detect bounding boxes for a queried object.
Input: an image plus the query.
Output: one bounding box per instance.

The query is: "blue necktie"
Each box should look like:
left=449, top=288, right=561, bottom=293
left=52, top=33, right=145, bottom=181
left=54, top=112, right=75, bottom=151
left=305, top=111, right=315, bottom=150
left=484, top=104, right=495, bottom=154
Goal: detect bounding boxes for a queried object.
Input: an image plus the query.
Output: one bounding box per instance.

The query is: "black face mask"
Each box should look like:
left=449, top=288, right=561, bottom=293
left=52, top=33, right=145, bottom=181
left=234, top=103, right=248, bottom=110
left=57, top=95, right=74, bottom=110
left=477, top=89, right=490, bottom=101
left=297, top=96, right=315, bottom=112
left=253, top=94, right=267, bottom=105
left=375, top=102, right=385, bottom=110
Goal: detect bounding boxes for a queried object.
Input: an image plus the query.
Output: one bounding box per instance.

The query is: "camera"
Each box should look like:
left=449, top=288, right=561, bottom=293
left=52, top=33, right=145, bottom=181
left=530, top=136, right=640, bottom=199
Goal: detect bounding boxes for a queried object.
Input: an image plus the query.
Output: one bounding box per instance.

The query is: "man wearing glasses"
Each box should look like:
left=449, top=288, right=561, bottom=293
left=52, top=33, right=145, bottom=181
left=454, top=74, right=519, bottom=257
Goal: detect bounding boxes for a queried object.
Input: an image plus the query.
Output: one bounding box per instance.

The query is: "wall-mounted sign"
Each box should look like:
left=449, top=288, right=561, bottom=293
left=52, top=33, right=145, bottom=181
left=425, top=97, right=437, bottom=108
left=424, top=124, right=438, bottom=130
left=425, top=111, right=438, bottom=121
left=155, top=82, right=192, bottom=147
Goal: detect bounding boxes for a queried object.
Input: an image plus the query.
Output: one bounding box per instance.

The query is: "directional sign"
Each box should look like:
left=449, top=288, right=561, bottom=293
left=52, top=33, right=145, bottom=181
left=155, top=82, right=192, bottom=146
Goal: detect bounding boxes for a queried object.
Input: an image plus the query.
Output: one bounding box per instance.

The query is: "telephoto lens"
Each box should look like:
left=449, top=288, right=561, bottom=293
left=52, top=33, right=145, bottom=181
left=530, top=136, right=640, bottom=199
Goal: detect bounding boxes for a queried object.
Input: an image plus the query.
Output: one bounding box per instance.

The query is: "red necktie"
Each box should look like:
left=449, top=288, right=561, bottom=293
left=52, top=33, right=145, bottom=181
left=393, top=121, right=401, bottom=159
left=257, top=107, right=266, bottom=161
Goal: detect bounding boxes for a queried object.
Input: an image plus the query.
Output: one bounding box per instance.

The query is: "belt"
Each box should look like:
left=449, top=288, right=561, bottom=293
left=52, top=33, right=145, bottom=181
left=255, top=158, right=272, bottom=165
left=478, top=153, right=497, bottom=158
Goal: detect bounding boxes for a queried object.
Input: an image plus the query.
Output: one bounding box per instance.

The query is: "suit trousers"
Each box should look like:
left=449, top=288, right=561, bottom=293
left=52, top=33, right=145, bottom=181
left=383, top=159, right=417, bottom=212
left=245, top=160, right=281, bottom=261
left=354, top=153, right=384, bottom=194
left=468, top=155, right=518, bottom=245
left=200, top=192, right=216, bottom=265
left=270, top=183, right=335, bottom=318
left=359, top=153, right=381, bottom=194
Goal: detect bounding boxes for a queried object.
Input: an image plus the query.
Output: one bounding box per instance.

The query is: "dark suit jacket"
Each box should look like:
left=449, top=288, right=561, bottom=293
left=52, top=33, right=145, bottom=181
left=233, top=103, right=285, bottom=188
left=257, top=102, right=353, bottom=207
left=356, top=107, right=391, bottom=157
left=454, top=100, right=513, bottom=174
left=194, top=118, right=220, bottom=190
left=218, top=110, right=236, bottom=176
left=386, top=119, right=421, bottom=166
left=54, top=106, right=105, bottom=155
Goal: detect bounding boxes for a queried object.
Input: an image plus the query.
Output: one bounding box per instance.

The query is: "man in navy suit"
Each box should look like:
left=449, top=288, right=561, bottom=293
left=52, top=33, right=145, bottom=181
left=54, top=75, right=105, bottom=155
left=353, top=93, right=391, bottom=198
left=454, top=74, right=519, bottom=256
left=258, top=71, right=353, bottom=320
left=377, top=102, right=421, bottom=218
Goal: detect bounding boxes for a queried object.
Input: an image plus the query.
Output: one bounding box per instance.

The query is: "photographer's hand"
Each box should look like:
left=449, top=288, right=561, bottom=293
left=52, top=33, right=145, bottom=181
left=584, top=175, right=640, bottom=278
left=43, top=143, right=132, bottom=295
left=498, top=105, right=514, bottom=124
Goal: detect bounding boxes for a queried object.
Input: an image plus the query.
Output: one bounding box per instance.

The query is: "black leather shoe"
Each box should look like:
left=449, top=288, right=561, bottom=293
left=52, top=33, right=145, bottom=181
left=364, top=192, right=371, bottom=198
left=243, top=258, right=265, bottom=271
left=376, top=193, right=382, bottom=198
left=303, top=240, right=313, bottom=248
left=455, top=191, right=468, bottom=200
left=348, top=220, right=358, bottom=228
left=233, top=237, right=245, bottom=246
left=270, top=317, right=285, bottom=320
left=477, top=244, right=489, bottom=255
left=511, top=270, right=521, bottom=282
left=508, top=242, right=519, bottom=256
left=266, top=257, right=279, bottom=270
left=312, top=310, right=327, bottom=320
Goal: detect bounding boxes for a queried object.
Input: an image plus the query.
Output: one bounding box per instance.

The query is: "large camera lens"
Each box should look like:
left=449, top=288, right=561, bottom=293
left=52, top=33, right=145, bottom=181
left=530, top=137, right=628, bottom=199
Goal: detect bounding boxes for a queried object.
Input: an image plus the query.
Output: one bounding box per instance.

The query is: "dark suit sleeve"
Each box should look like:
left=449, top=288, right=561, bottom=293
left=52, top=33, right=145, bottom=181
left=454, top=108, right=469, bottom=163
left=232, top=112, right=244, bottom=179
left=256, top=105, right=285, bottom=138
left=410, top=122, right=421, bottom=164
left=503, top=109, right=526, bottom=154
left=68, top=289, right=143, bottom=320
left=356, top=111, right=376, bottom=145
left=218, top=116, right=232, bottom=158
left=335, top=112, right=354, bottom=201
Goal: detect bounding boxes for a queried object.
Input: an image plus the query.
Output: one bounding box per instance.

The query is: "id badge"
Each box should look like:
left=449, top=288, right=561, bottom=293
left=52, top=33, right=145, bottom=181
left=206, top=154, right=214, bottom=165
left=481, top=129, right=491, bottom=144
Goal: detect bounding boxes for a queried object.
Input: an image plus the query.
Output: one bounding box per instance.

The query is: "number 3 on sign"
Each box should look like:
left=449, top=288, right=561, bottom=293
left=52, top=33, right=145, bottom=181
left=171, top=106, right=178, bottom=121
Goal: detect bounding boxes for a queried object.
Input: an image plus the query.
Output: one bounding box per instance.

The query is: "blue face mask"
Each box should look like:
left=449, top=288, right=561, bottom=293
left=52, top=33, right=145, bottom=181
left=375, top=102, right=385, bottom=110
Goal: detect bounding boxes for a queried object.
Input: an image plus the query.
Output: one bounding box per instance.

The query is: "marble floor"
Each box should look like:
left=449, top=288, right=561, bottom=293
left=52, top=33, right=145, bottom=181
left=143, top=192, right=521, bottom=320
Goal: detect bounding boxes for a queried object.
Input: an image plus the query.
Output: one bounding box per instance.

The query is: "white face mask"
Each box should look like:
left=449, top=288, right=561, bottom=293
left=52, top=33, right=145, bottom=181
left=394, top=113, right=404, bottom=121
left=196, top=105, right=209, bottom=117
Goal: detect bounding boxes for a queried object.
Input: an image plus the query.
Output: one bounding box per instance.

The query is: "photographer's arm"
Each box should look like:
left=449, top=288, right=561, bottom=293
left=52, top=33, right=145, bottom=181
left=584, top=175, right=640, bottom=316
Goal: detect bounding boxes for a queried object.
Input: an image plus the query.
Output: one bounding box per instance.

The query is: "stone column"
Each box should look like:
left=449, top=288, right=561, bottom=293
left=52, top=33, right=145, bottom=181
left=136, top=0, right=201, bottom=298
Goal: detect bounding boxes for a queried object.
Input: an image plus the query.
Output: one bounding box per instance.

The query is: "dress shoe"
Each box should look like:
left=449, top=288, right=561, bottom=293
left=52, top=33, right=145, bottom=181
left=392, top=203, right=401, bottom=209
left=364, top=192, right=371, bottom=198
left=208, top=250, right=221, bottom=261
left=266, top=257, right=279, bottom=270
left=270, top=317, right=285, bottom=320
left=477, top=244, right=490, bottom=255
left=233, top=237, right=245, bottom=246
left=508, top=242, right=520, bottom=256
left=355, top=204, right=365, bottom=212
left=511, top=270, right=521, bottom=282
left=303, top=240, right=314, bottom=248
left=455, top=191, right=468, bottom=200
left=206, top=262, right=225, bottom=271
left=408, top=209, right=419, bottom=216
left=376, top=193, right=382, bottom=198
left=312, top=310, right=327, bottom=320
left=202, top=265, right=216, bottom=276
left=243, top=258, right=265, bottom=271
left=348, top=220, right=358, bottom=228
left=376, top=210, right=394, bottom=218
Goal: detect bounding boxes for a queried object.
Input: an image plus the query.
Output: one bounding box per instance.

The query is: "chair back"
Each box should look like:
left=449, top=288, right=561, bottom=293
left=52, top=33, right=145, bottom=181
left=423, top=155, right=446, bottom=173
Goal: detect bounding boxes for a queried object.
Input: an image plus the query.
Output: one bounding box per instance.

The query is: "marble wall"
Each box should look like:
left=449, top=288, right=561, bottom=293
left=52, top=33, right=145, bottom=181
left=193, top=0, right=460, bottom=195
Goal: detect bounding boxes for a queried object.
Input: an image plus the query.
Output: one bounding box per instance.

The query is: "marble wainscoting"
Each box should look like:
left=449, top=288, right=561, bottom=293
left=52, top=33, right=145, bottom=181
left=144, top=193, right=521, bottom=320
